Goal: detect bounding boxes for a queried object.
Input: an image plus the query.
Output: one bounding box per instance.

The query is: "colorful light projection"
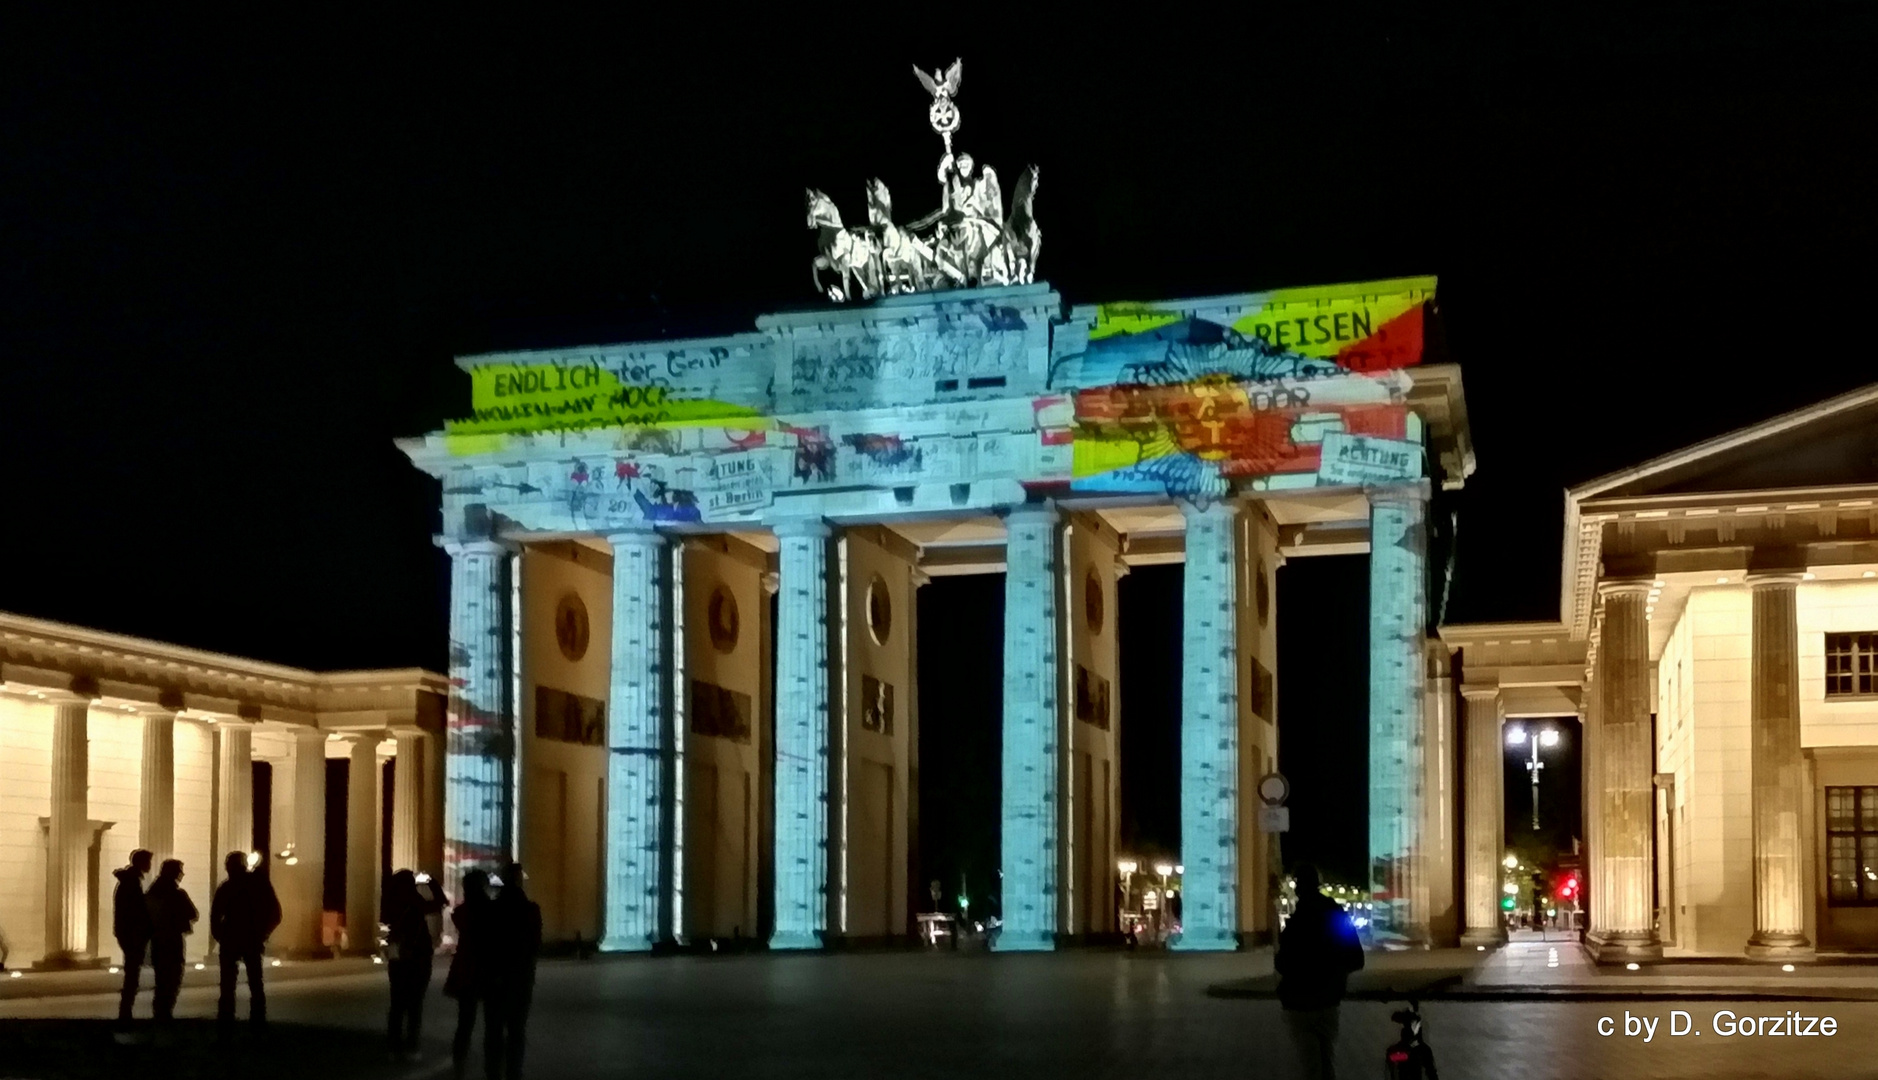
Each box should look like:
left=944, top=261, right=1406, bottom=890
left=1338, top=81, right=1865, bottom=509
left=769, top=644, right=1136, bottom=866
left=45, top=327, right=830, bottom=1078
left=1065, top=276, right=1434, bottom=500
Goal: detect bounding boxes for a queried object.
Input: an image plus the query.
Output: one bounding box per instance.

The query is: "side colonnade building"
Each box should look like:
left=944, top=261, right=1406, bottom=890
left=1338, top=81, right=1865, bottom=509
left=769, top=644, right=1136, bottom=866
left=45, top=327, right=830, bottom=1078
left=1444, top=384, right=1878, bottom=959
left=0, top=613, right=446, bottom=967
left=398, top=277, right=1478, bottom=951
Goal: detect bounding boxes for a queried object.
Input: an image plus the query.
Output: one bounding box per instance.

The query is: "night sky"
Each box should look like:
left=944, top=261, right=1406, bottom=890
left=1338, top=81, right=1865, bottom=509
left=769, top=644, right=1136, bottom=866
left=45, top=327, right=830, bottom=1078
left=7, top=10, right=1878, bottom=897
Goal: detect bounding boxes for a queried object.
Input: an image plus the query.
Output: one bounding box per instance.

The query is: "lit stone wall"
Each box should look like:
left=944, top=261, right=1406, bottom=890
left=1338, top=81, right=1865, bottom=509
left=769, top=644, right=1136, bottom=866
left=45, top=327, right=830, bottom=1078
left=681, top=540, right=767, bottom=940
left=1798, top=581, right=1878, bottom=744
left=1064, top=517, right=1120, bottom=938
left=1235, top=507, right=1282, bottom=940
left=519, top=545, right=612, bottom=944
left=840, top=530, right=915, bottom=939
left=173, top=720, right=215, bottom=962
left=87, top=710, right=144, bottom=964
left=1679, top=586, right=1755, bottom=954
left=1656, top=604, right=1697, bottom=950
left=0, top=697, right=53, bottom=963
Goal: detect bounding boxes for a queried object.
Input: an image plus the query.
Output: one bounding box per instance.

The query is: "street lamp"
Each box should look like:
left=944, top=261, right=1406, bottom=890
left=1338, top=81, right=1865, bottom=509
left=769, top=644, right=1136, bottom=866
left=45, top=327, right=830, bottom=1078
left=1507, top=722, right=1562, bottom=831
left=1117, top=859, right=1137, bottom=933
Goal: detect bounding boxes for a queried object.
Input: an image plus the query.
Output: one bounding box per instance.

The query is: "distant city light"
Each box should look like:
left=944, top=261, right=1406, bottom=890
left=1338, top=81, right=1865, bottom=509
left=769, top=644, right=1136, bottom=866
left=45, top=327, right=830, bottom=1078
left=1154, top=863, right=1173, bottom=877
left=1504, top=855, right=1519, bottom=869
left=1540, top=728, right=1561, bottom=748
left=1626, top=962, right=1640, bottom=971
left=1117, top=859, right=1137, bottom=874
left=1782, top=964, right=1796, bottom=972
left=1503, top=883, right=1519, bottom=895
left=1506, top=724, right=1526, bottom=746
left=194, top=963, right=205, bottom=971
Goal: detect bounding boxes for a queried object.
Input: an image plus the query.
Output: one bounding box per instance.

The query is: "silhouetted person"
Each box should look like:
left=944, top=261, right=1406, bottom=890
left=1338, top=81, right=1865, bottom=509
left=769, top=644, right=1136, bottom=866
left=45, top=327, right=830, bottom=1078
left=211, top=851, right=281, bottom=1029
left=447, top=869, right=494, bottom=1080
left=145, top=860, right=198, bottom=1024
left=384, top=869, right=446, bottom=1060
left=1276, top=865, right=1365, bottom=1080
left=485, top=864, right=542, bottom=1080
left=113, top=849, right=154, bottom=1031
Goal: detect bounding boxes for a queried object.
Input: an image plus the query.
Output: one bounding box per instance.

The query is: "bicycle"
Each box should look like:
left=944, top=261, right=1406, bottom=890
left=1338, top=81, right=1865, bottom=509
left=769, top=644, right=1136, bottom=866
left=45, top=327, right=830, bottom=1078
left=1384, top=999, right=1439, bottom=1079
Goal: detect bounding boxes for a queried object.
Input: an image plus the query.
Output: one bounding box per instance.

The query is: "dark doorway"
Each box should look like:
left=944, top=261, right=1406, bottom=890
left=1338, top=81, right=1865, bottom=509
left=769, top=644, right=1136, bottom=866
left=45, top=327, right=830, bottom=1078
left=1502, top=713, right=1583, bottom=924
left=323, top=758, right=346, bottom=912
left=1117, top=563, right=1181, bottom=866
left=1275, top=555, right=1369, bottom=888
left=914, top=573, right=1002, bottom=921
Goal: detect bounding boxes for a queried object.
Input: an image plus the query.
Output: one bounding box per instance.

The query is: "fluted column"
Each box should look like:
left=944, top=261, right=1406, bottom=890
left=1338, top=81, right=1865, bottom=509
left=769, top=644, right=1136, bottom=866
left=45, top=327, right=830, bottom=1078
left=1422, top=644, right=1458, bottom=946
left=1368, top=486, right=1429, bottom=945
left=215, top=721, right=255, bottom=882
left=602, top=526, right=674, bottom=951
left=1460, top=688, right=1508, bottom=948
left=44, top=696, right=92, bottom=964
left=272, top=728, right=328, bottom=956
left=996, top=503, right=1062, bottom=952
left=442, top=539, right=515, bottom=909
left=1748, top=573, right=1812, bottom=957
left=139, top=711, right=176, bottom=864
left=1587, top=581, right=1661, bottom=961
left=1173, top=499, right=1240, bottom=952
left=390, top=729, right=425, bottom=874
left=771, top=519, right=834, bottom=950
left=343, top=734, right=381, bottom=953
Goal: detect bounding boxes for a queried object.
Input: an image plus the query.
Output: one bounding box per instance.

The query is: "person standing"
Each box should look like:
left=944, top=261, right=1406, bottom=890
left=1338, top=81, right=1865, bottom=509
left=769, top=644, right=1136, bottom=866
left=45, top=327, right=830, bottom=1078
left=384, top=869, right=446, bottom=1061
left=446, top=869, right=493, bottom=1080
left=1276, top=864, right=1365, bottom=1080
left=112, top=849, right=154, bottom=1033
left=145, top=860, right=198, bottom=1025
left=485, top=864, right=542, bottom=1080
left=210, top=851, right=281, bottom=1030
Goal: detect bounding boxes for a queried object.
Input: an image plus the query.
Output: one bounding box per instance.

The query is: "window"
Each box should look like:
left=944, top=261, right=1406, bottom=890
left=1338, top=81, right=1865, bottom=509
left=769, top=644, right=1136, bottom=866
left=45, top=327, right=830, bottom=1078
left=1826, top=786, right=1878, bottom=906
left=1825, top=633, right=1878, bottom=697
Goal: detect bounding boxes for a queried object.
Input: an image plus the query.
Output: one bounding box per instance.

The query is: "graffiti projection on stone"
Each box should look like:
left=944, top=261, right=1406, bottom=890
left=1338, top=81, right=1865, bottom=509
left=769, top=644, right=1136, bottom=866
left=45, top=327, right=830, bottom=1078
left=435, top=277, right=1435, bottom=528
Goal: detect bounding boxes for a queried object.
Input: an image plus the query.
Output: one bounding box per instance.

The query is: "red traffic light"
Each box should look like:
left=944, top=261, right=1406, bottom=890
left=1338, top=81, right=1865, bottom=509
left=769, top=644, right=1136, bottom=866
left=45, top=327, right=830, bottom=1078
left=1557, top=874, right=1579, bottom=899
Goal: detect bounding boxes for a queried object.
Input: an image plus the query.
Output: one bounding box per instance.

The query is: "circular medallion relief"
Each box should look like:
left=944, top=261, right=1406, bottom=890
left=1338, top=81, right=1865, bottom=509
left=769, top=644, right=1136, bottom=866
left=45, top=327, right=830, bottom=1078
left=553, top=593, right=590, bottom=662
left=1084, top=569, right=1104, bottom=635
left=707, top=585, right=741, bottom=654
left=866, top=574, right=893, bottom=646
left=1255, top=558, right=1272, bottom=627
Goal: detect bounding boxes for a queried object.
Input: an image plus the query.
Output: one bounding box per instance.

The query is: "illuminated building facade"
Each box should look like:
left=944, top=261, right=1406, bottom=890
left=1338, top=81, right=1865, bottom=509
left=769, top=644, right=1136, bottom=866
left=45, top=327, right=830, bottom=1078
left=0, top=613, right=444, bottom=967
left=399, top=276, right=1476, bottom=951
left=1445, top=384, right=1878, bottom=958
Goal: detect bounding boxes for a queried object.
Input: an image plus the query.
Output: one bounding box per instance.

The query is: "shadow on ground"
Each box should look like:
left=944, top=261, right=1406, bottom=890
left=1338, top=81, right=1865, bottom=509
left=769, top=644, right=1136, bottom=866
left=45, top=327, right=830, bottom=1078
left=0, top=1019, right=413, bottom=1080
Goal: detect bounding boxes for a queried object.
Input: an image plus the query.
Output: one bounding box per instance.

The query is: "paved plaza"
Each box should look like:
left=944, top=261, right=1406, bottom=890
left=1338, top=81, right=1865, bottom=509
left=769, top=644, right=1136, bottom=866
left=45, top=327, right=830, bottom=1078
left=8, top=949, right=1878, bottom=1079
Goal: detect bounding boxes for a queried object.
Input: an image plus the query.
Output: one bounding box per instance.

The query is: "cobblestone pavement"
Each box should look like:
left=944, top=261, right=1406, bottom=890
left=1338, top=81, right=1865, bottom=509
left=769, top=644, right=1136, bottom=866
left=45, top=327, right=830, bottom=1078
left=7, top=951, right=1878, bottom=1079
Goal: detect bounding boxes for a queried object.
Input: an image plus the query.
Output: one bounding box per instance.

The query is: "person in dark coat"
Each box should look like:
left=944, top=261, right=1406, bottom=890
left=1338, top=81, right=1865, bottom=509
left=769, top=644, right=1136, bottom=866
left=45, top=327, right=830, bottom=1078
left=113, top=849, right=154, bottom=1029
left=384, top=869, right=446, bottom=1060
left=484, top=864, right=542, bottom=1080
left=1276, top=864, right=1365, bottom=1080
left=145, top=860, right=198, bottom=1024
left=447, top=869, right=493, bottom=1080
left=210, top=851, right=281, bottom=1029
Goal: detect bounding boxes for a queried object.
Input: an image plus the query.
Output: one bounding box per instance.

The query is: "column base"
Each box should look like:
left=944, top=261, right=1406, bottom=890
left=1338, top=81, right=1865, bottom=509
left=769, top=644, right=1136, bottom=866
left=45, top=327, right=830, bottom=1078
left=1585, top=930, right=1662, bottom=964
left=600, top=934, right=656, bottom=954
left=1460, top=926, right=1509, bottom=950
left=990, top=928, right=1055, bottom=953
left=1168, top=927, right=1239, bottom=953
left=767, top=930, right=824, bottom=952
left=1746, top=933, right=1813, bottom=960
left=32, top=954, right=109, bottom=972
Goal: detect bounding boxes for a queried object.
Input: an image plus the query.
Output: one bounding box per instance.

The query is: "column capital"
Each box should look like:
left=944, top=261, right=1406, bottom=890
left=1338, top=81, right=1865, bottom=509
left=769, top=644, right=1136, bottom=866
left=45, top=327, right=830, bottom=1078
left=1367, top=480, right=1432, bottom=507
left=772, top=516, right=833, bottom=539
left=1459, top=685, right=1501, bottom=704
left=606, top=524, right=669, bottom=549
left=1000, top=501, right=1058, bottom=524
left=438, top=535, right=518, bottom=558
left=1596, top=578, right=1656, bottom=599
left=1745, top=571, right=1806, bottom=588
left=1176, top=497, right=1238, bottom=523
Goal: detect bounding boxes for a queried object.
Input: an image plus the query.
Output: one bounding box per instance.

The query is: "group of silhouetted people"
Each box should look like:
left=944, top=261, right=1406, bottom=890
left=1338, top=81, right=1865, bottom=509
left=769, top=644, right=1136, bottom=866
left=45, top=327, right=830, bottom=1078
left=442, top=865, right=543, bottom=1080
left=108, top=846, right=541, bottom=1076
left=112, top=849, right=280, bottom=1038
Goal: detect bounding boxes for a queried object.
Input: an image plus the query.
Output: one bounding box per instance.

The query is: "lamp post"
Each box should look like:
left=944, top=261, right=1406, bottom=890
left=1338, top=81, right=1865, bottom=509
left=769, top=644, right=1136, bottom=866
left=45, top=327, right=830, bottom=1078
left=1155, top=863, right=1173, bottom=940
left=1506, top=723, right=1561, bottom=831
left=1117, top=859, right=1137, bottom=934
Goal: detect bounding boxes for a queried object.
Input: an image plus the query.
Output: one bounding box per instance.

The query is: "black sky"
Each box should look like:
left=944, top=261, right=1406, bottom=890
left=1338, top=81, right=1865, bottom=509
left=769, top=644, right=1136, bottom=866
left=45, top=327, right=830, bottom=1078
left=6, top=9, right=1878, bottom=880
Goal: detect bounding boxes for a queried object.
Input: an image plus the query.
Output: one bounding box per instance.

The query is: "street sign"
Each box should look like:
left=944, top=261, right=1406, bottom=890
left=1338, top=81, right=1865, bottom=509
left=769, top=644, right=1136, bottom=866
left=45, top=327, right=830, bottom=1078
left=1257, top=772, right=1290, bottom=807
left=1258, top=806, right=1290, bottom=833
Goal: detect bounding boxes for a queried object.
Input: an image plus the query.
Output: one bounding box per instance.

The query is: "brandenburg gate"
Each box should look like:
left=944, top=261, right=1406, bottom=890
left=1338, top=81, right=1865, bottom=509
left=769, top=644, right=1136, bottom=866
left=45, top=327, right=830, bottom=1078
left=396, top=62, right=1473, bottom=951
